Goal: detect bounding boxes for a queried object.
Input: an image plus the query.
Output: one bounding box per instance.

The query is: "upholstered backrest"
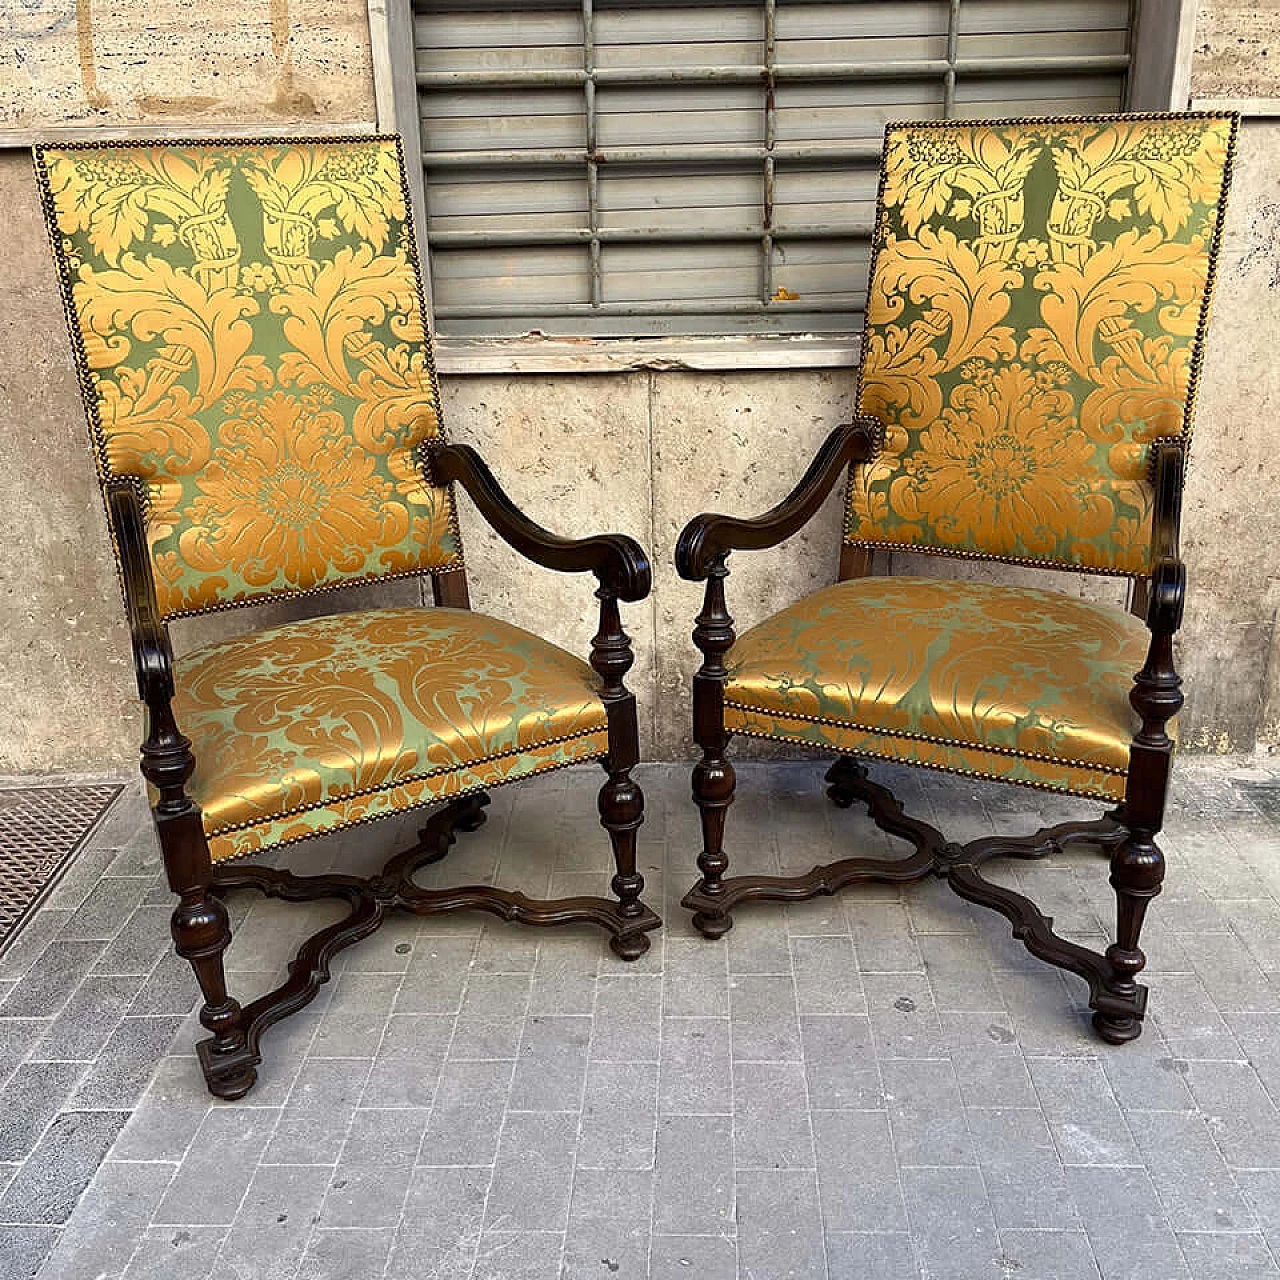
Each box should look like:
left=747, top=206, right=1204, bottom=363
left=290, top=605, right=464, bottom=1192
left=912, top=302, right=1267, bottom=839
left=847, top=113, right=1236, bottom=577
left=35, top=137, right=461, bottom=619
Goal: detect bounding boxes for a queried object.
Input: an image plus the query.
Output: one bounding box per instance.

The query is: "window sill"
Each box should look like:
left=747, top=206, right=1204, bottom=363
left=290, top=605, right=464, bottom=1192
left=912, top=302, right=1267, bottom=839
left=433, top=334, right=862, bottom=375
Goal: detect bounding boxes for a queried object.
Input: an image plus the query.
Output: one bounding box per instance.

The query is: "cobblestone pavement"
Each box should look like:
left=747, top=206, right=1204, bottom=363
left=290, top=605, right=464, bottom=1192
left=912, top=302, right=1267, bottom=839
left=2, top=757, right=1280, bottom=1279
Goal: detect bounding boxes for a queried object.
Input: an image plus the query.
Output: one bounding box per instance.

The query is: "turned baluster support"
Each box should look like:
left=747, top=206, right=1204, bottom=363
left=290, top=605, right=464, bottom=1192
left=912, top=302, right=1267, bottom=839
left=592, top=587, right=649, bottom=958
left=142, top=700, right=247, bottom=1071
left=688, top=557, right=737, bottom=937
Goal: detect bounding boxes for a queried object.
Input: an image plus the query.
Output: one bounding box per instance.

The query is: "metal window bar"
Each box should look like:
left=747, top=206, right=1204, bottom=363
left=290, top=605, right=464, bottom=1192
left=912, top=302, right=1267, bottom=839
left=417, top=1, right=1134, bottom=333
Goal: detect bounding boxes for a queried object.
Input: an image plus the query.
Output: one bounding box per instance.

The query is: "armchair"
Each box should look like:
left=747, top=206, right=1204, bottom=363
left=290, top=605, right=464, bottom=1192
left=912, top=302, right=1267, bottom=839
left=35, top=136, right=659, bottom=1098
left=677, top=113, right=1236, bottom=1044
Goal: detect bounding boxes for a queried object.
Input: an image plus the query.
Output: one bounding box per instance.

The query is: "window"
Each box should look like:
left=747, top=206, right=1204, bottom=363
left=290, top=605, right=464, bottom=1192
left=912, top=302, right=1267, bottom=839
left=415, top=1, right=1137, bottom=341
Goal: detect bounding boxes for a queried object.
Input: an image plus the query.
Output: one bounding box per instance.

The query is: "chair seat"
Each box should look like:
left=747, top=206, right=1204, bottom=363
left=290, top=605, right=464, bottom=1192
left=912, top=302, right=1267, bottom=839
left=171, top=608, right=610, bottom=862
left=724, top=577, right=1154, bottom=800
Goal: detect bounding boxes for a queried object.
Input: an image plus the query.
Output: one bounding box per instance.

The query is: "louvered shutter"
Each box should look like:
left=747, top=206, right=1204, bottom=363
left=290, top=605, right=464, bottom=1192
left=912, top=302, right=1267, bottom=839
left=416, top=0, right=1134, bottom=338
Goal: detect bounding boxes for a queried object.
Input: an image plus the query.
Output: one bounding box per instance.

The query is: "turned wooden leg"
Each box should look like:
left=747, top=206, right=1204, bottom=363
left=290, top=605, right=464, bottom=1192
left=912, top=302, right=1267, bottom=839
left=825, top=755, right=867, bottom=809
left=600, top=763, right=649, bottom=960
left=1093, top=826, right=1164, bottom=1044
left=691, top=748, right=736, bottom=938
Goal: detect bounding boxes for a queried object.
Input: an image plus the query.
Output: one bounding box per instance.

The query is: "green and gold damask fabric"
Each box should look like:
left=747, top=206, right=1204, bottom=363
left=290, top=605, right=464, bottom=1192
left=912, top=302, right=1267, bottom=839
left=35, top=138, right=460, bottom=619
left=166, top=608, right=610, bottom=862
left=724, top=577, right=1154, bottom=800
left=848, top=114, right=1236, bottom=576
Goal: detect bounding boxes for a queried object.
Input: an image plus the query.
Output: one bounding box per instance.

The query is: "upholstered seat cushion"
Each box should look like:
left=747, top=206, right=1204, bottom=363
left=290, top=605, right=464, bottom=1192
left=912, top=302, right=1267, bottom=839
left=724, top=577, right=1152, bottom=800
left=171, top=608, right=610, bottom=862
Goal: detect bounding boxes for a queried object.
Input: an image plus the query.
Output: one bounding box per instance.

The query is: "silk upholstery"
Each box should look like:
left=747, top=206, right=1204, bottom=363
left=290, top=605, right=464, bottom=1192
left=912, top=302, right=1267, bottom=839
left=36, top=138, right=460, bottom=619
left=847, top=114, right=1235, bottom=575
left=168, top=608, right=610, bottom=863
left=724, top=577, right=1154, bottom=800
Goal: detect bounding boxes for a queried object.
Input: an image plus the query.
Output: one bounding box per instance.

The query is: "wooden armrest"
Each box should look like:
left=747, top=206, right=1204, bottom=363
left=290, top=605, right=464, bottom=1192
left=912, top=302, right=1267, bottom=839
left=105, top=483, right=175, bottom=706
left=431, top=443, right=651, bottom=602
left=675, top=417, right=880, bottom=581
left=1146, top=443, right=1185, bottom=636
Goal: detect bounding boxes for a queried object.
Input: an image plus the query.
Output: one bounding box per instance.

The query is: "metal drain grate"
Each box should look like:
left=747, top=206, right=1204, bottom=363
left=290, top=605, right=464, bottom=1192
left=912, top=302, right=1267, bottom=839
left=0, top=785, right=124, bottom=951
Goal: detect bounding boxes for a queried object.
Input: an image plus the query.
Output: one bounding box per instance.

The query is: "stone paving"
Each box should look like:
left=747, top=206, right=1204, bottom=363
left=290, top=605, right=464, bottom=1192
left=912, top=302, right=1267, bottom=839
left=2, top=758, right=1280, bottom=1278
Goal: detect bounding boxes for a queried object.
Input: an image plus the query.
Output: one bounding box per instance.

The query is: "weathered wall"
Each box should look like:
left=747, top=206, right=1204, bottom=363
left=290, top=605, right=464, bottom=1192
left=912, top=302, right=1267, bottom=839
left=0, top=0, right=374, bottom=131
left=1, top=11, right=1278, bottom=770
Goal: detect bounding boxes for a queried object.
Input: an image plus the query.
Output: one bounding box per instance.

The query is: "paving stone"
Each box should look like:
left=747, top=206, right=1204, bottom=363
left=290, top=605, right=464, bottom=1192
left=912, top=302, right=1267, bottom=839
left=578, top=1060, right=657, bottom=1170
left=813, top=1109, right=907, bottom=1231
left=736, top=1168, right=826, bottom=1279
left=211, top=1163, right=332, bottom=1280
left=154, top=1106, right=279, bottom=1225
left=563, top=1169, right=652, bottom=1280
left=881, top=1057, right=975, bottom=1168
left=90, top=906, right=171, bottom=977
left=997, top=1228, right=1101, bottom=1280
left=966, top=1106, right=1081, bottom=1231
left=940, top=1012, right=1040, bottom=1109
left=652, top=1114, right=734, bottom=1236
left=472, top=1229, right=564, bottom=1279
left=295, top=1227, right=395, bottom=1280
left=825, top=1230, right=919, bottom=1278
left=1067, top=1166, right=1194, bottom=1280
left=111, top=1056, right=211, bottom=1163
left=1131, top=1109, right=1256, bottom=1231
left=29, top=974, right=146, bottom=1062
left=420, top=1060, right=511, bottom=1166
left=1184, top=1060, right=1280, bottom=1169
left=392, top=935, right=475, bottom=1015
left=322, top=1108, right=427, bottom=1229
left=846, top=902, right=925, bottom=973
left=58, top=877, right=152, bottom=942
left=529, top=937, right=601, bottom=1016
left=791, top=934, right=864, bottom=1016
left=0, top=941, right=107, bottom=1018
left=1029, top=1056, right=1141, bottom=1167
left=729, top=973, right=802, bottom=1062
left=1176, top=1230, right=1280, bottom=1279
left=121, top=1225, right=229, bottom=1279
left=648, top=1233, right=738, bottom=1279
left=902, top=1165, right=1001, bottom=1280
left=0, top=1226, right=59, bottom=1280
left=658, top=1015, right=732, bottom=1115
left=863, top=971, right=946, bottom=1060
left=734, top=1061, right=815, bottom=1170
left=485, top=1111, right=578, bottom=1232
left=66, top=1015, right=184, bottom=1110
left=311, top=973, right=400, bottom=1057
left=726, top=914, right=794, bottom=975
left=591, top=974, right=662, bottom=1063
left=508, top=1014, right=590, bottom=1112
left=0, top=1111, right=127, bottom=1225
left=385, top=1166, right=488, bottom=1279
left=34, top=1159, right=174, bottom=1280
left=799, top=1014, right=884, bottom=1109
left=265, top=1056, right=371, bottom=1165
left=126, top=949, right=200, bottom=1017
left=0, top=1060, right=87, bottom=1162
left=360, top=1014, right=451, bottom=1109
left=661, top=937, right=729, bottom=1018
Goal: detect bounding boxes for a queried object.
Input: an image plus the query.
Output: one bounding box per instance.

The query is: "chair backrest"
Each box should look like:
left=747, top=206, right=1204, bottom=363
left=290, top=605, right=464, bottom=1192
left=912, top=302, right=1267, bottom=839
left=847, top=113, right=1236, bottom=578
left=35, top=136, right=462, bottom=620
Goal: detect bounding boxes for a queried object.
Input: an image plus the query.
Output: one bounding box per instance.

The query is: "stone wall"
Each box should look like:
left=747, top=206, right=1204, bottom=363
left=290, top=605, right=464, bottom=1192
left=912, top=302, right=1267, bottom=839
left=1, top=8, right=1278, bottom=770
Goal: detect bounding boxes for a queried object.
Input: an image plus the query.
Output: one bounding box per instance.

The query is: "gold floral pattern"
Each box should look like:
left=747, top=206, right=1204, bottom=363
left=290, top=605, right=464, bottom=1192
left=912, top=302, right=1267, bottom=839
left=849, top=115, right=1236, bottom=574
left=724, top=577, right=1157, bottom=800
left=35, top=137, right=460, bottom=618
left=168, top=608, right=611, bottom=862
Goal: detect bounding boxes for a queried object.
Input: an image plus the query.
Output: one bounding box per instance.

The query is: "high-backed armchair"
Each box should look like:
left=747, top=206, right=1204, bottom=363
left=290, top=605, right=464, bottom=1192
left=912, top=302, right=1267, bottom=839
left=36, top=136, right=659, bottom=1097
left=677, top=113, right=1236, bottom=1044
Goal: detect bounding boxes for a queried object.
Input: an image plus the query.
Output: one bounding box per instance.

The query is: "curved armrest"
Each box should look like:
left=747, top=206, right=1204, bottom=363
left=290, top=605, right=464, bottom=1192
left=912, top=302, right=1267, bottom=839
left=1146, top=442, right=1185, bottom=636
left=105, top=484, right=175, bottom=705
left=431, top=443, right=651, bottom=602
left=675, top=417, right=880, bottom=581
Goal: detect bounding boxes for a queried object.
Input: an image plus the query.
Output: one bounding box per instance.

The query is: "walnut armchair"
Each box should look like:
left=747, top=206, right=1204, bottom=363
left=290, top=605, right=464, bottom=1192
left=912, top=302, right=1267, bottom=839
left=677, top=113, right=1236, bottom=1044
left=35, top=136, right=659, bottom=1098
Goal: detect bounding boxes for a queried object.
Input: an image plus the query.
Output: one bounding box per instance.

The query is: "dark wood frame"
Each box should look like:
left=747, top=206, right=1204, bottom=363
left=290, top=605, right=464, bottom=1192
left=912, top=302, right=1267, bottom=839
left=676, top=416, right=1184, bottom=1044
left=111, top=442, right=659, bottom=1099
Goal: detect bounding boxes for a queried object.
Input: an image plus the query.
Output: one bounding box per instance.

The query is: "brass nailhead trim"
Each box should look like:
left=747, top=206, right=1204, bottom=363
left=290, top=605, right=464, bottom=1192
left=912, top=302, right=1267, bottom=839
left=842, top=110, right=1239, bottom=578
left=204, top=722, right=611, bottom=839
left=723, top=698, right=1131, bottom=776
left=723, top=723, right=1127, bottom=803
left=209, top=743, right=609, bottom=863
